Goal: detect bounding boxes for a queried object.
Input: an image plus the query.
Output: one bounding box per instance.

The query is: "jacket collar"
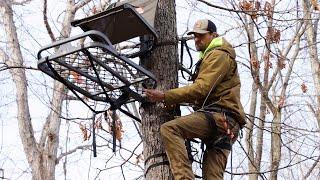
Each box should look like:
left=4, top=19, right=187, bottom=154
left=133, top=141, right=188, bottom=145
left=199, top=37, right=223, bottom=59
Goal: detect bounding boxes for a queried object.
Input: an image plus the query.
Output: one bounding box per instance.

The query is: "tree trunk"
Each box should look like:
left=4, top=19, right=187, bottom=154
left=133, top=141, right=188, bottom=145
left=1, top=0, right=76, bottom=179
left=302, top=0, right=320, bottom=129
left=1, top=1, right=45, bottom=179
left=243, top=12, right=264, bottom=180
left=270, top=110, right=281, bottom=180
left=140, top=0, right=178, bottom=179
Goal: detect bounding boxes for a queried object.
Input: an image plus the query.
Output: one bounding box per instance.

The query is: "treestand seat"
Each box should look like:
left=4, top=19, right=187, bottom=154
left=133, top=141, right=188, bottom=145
left=71, top=1, right=159, bottom=58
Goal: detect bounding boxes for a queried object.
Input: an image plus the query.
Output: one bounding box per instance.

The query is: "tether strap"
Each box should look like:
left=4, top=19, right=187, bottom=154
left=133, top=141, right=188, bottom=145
left=144, top=153, right=169, bottom=176
left=145, top=161, right=170, bottom=176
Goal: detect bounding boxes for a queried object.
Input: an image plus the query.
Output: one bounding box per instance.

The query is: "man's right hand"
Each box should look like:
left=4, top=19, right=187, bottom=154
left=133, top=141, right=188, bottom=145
left=144, top=89, right=165, bottom=103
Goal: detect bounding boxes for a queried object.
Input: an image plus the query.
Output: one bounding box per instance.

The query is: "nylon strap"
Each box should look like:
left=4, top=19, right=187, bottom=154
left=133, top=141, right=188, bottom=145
left=144, top=153, right=169, bottom=177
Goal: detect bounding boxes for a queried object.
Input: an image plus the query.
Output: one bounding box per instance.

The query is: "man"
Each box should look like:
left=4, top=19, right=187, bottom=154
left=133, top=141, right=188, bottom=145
left=145, top=19, right=246, bottom=180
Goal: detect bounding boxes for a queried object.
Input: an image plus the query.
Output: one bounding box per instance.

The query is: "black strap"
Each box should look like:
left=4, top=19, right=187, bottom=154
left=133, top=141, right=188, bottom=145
left=144, top=153, right=167, bottom=166
left=144, top=161, right=170, bottom=177
left=185, top=139, right=194, bottom=162
left=144, top=153, right=169, bottom=177
left=203, top=106, right=239, bottom=121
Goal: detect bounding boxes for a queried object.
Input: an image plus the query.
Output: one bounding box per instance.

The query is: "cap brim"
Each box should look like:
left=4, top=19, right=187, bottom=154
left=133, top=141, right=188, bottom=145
left=187, top=29, right=210, bottom=35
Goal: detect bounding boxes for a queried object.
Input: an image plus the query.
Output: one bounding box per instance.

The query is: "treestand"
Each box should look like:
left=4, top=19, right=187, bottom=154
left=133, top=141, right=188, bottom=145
left=37, top=1, right=159, bottom=155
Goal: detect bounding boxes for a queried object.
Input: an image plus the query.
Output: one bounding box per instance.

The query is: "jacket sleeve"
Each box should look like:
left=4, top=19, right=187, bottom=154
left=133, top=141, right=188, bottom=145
left=164, top=50, right=232, bottom=105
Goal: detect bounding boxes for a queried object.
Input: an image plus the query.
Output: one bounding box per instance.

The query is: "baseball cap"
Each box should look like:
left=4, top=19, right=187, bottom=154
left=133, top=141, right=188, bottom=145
left=187, top=19, right=217, bottom=35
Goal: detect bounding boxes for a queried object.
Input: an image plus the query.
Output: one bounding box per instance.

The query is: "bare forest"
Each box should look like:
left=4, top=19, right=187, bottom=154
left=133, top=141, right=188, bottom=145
left=0, top=0, right=319, bottom=180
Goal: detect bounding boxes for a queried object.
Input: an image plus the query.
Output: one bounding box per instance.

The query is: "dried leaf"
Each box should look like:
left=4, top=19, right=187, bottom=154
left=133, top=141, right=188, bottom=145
left=266, top=27, right=281, bottom=44
left=301, top=83, right=308, bottom=93
left=70, top=71, right=84, bottom=84
left=277, top=97, right=285, bottom=108
left=311, top=0, right=320, bottom=11
left=240, top=0, right=261, bottom=19
left=91, top=6, right=97, bottom=14
left=255, top=1, right=261, bottom=11
left=264, top=1, right=273, bottom=20
left=252, top=1, right=261, bottom=19
left=263, top=53, right=272, bottom=68
left=95, top=115, right=103, bottom=131
left=135, top=154, right=144, bottom=165
left=278, top=55, right=286, bottom=69
left=240, top=0, right=253, bottom=11
left=79, top=122, right=90, bottom=141
left=273, top=29, right=281, bottom=43
left=250, top=56, right=260, bottom=69
left=106, top=110, right=124, bottom=141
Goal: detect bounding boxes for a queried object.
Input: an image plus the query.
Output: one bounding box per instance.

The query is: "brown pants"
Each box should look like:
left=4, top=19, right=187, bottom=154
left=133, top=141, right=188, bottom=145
left=160, top=111, right=239, bottom=180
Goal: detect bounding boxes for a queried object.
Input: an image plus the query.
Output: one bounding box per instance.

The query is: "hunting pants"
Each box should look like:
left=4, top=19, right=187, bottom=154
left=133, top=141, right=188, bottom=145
left=160, top=111, right=240, bottom=180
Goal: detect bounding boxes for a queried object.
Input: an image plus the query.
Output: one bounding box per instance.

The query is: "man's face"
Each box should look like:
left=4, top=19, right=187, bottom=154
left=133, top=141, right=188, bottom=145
left=194, top=32, right=214, bottom=51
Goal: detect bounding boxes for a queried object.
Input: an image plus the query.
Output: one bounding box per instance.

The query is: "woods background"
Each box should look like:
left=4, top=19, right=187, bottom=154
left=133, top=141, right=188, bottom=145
left=0, top=0, right=319, bottom=180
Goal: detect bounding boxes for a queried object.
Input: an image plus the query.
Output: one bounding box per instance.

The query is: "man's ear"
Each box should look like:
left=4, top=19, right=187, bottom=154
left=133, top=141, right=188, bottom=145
left=212, top=32, right=219, bottom=38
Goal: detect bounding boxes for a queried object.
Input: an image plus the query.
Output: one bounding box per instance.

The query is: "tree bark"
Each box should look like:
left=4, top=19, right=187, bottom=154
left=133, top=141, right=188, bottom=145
left=1, top=1, right=45, bottom=179
left=140, top=0, right=178, bottom=179
left=1, top=0, right=76, bottom=179
left=302, top=0, right=320, bottom=129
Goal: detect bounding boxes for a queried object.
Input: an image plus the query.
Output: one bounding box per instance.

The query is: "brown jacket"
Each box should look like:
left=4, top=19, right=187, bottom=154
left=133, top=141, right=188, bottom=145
left=164, top=37, right=246, bottom=126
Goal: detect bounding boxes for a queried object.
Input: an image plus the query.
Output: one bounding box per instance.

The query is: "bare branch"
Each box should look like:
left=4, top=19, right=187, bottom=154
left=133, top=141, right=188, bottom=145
left=56, top=145, right=91, bottom=163
left=0, top=48, right=9, bottom=63
left=0, top=65, right=38, bottom=71
left=11, top=0, right=33, bottom=6
left=43, top=0, right=55, bottom=42
left=74, top=0, right=93, bottom=11
left=304, top=155, right=320, bottom=179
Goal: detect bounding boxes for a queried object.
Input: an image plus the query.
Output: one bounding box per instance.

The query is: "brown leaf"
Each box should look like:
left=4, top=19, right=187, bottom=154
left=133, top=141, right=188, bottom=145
left=301, top=83, right=308, bottom=93
left=106, top=110, right=124, bottom=141
left=91, top=6, right=97, bottom=14
left=264, top=2, right=273, bottom=20
left=277, top=97, right=285, bottom=108
left=266, top=27, right=281, bottom=43
left=79, top=122, right=90, bottom=141
left=70, top=71, right=84, bottom=84
left=240, top=0, right=253, bottom=11
left=311, top=0, right=320, bottom=10
left=95, top=115, right=103, bottom=130
left=250, top=56, right=260, bottom=69
left=273, top=29, right=281, bottom=43
left=278, top=55, right=286, bottom=69
left=115, top=118, right=123, bottom=141
left=255, top=1, right=261, bottom=11
left=135, top=154, right=144, bottom=165
left=252, top=1, right=262, bottom=19
left=240, top=0, right=261, bottom=20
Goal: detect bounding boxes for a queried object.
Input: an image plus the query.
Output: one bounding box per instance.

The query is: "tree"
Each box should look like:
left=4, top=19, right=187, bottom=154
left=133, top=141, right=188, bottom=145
left=140, top=0, right=178, bottom=179
left=0, top=0, right=94, bottom=179
left=1, top=0, right=319, bottom=179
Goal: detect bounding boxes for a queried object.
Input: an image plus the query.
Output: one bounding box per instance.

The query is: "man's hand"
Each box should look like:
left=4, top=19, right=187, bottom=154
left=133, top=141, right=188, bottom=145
left=144, top=89, right=165, bottom=103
